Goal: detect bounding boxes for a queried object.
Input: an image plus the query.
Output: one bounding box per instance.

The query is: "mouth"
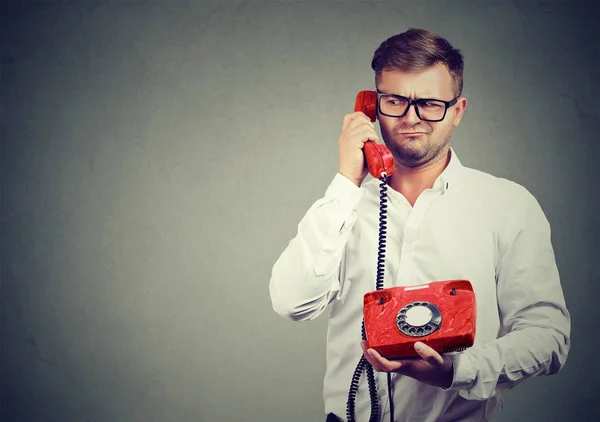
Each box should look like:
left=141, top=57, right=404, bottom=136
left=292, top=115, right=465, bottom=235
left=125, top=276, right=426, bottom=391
left=398, top=132, right=427, bottom=136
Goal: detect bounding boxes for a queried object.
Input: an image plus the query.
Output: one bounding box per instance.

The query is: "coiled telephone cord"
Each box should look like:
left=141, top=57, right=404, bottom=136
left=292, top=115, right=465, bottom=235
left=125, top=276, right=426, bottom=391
left=346, top=174, right=394, bottom=422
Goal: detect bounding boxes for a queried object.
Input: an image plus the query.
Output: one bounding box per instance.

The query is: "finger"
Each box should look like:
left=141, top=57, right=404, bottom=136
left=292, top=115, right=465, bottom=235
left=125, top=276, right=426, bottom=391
left=348, top=114, right=375, bottom=131
left=343, top=126, right=379, bottom=145
left=342, top=112, right=363, bottom=130
left=414, top=342, right=444, bottom=367
left=343, top=112, right=375, bottom=131
left=361, top=341, right=404, bottom=372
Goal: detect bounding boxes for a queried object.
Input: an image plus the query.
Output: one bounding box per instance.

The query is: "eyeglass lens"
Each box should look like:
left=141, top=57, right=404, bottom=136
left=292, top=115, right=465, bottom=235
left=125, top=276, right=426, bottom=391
left=379, top=96, right=447, bottom=121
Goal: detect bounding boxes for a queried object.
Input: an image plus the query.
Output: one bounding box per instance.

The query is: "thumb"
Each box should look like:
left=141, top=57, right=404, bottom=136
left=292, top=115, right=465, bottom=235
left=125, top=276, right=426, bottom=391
left=414, top=342, right=444, bottom=367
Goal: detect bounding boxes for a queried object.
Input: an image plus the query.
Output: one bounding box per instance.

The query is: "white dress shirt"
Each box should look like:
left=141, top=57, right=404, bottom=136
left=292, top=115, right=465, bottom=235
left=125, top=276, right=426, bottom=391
left=269, top=149, right=570, bottom=422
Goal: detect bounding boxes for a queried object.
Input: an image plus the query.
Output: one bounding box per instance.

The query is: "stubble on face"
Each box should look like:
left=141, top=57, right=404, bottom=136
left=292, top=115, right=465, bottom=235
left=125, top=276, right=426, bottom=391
left=382, top=123, right=453, bottom=168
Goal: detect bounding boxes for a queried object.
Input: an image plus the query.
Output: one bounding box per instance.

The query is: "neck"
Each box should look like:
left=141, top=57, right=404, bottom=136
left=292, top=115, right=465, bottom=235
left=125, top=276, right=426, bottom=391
left=388, top=148, right=451, bottom=206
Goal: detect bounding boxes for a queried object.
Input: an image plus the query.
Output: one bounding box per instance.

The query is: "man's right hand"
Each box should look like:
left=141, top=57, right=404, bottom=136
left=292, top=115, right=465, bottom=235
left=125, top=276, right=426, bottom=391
left=338, top=111, right=380, bottom=187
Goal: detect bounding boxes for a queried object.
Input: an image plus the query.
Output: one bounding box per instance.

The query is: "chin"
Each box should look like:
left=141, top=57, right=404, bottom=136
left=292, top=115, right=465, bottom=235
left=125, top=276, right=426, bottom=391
left=398, top=156, right=429, bottom=168
left=393, top=140, right=426, bottom=156
left=392, top=149, right=429, bottom=167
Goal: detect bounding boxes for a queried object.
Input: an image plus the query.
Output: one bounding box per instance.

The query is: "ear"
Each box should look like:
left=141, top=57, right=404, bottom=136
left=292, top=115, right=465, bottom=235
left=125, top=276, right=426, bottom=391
left=452, top=97, right=468, bottom=127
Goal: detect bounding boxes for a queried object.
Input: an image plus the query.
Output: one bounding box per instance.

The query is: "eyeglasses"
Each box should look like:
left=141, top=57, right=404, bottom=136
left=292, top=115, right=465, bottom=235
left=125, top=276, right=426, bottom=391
left=377, top=93, right=458, bottom=122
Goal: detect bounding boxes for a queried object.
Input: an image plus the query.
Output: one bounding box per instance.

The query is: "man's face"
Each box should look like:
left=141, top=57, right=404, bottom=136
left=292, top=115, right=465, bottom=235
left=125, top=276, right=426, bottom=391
left=376, top=64, right=467, bottom=168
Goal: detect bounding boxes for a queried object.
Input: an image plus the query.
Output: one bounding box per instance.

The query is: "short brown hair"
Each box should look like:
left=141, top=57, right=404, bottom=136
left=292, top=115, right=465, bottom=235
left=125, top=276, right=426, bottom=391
left=371, top=28, right=464, bottom=97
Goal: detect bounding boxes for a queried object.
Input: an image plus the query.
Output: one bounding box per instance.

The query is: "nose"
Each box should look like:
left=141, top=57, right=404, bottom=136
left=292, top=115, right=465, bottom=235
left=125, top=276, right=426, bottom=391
left=402, top=103, right=421, bottom=125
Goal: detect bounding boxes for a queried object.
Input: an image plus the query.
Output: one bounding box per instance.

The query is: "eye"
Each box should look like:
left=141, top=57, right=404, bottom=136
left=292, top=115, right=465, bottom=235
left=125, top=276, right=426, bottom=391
left=385, top=97, right=406, bottom=107
left=420, top=100, right=444, bottom=109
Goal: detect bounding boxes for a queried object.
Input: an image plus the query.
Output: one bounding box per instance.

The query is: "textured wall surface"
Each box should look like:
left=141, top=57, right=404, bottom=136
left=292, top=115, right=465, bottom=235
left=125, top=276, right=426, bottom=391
left=2, top=1, right=599, bottom=421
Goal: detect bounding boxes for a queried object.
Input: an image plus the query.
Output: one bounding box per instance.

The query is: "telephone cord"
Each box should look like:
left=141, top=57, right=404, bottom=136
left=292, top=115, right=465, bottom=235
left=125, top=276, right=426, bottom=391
left=346, top=174, right=393, bottom=422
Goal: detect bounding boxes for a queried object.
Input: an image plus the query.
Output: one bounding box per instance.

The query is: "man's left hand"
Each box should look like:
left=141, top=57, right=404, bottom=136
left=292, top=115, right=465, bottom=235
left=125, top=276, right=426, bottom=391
left=361, top=340, right=454, bottom=389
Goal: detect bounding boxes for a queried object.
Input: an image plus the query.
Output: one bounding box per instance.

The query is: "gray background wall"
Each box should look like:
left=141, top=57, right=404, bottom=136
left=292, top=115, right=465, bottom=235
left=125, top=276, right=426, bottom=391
left=2, top=0, right=599, bottom=421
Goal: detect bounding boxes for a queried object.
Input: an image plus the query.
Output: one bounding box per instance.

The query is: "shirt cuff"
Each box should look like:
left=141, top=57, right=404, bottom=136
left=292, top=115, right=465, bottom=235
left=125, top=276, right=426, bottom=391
left=325, top=173, right=364, bottom=204
left=442, top=352, right=476, bottom=392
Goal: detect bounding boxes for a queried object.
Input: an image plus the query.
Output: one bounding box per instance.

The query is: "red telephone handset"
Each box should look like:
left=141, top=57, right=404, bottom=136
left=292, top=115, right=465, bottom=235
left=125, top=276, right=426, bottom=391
left=354, top=90, right=395, bottom=179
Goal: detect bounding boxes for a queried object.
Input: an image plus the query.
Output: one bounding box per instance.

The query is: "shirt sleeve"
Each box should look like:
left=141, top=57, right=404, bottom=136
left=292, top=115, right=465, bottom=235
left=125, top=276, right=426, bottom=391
left=269, top=173, right=365, bottom=321
left=444, top=185, right=571, bottom=400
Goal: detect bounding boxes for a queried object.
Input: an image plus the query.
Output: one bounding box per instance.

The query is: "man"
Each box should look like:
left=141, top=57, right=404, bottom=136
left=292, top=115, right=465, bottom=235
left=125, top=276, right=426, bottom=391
left=269, top=28, right=570, bottom=422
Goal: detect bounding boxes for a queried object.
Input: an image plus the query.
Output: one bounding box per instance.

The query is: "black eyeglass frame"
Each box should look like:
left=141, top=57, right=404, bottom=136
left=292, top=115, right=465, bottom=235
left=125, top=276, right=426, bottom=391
left=376, top=92, right=459, bottom=122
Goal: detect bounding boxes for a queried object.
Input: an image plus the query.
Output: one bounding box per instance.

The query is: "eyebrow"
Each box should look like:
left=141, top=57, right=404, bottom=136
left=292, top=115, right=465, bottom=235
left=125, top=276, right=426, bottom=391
left=377, top=91, right=440, bottom=100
